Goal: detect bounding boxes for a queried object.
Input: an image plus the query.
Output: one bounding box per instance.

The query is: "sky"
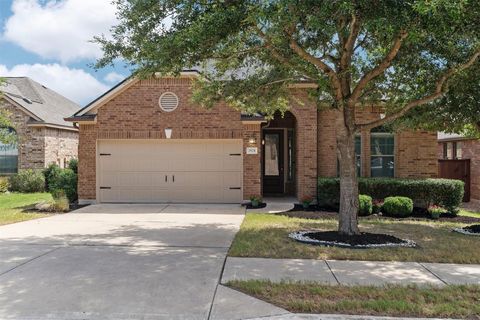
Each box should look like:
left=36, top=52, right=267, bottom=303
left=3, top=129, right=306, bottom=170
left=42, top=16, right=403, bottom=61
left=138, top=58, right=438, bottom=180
left=0, top=0, right=130, bottom=106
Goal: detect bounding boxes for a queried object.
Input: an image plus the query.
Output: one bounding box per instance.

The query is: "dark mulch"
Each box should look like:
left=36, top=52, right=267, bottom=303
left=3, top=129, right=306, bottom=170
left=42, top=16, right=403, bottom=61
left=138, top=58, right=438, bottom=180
left=279, top=205, right=480, bottom=224
left=464, top=224, right=480, bottom=233
left=290, top=231, right=415, bottom=248
left=244, top=202, right=267, bottom=209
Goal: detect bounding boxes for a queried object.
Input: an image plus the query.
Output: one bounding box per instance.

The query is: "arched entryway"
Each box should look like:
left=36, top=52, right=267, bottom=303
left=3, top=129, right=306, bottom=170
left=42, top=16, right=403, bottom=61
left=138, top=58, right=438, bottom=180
left=261, top=111, right=296, bottom=197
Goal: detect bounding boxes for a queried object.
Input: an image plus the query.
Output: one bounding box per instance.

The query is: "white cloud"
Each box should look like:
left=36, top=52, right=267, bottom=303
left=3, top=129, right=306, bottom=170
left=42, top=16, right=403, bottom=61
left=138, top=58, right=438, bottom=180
left=0, top=63, right=109, bottom=105
left=104, top=71, right=125, bottom=84
left=3, top=0, right=117, bottom=63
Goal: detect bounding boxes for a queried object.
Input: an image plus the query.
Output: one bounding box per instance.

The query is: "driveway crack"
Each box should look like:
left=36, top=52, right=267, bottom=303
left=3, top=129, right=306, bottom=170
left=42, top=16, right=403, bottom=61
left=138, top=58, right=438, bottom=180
left=0, top=246, right=62, bottom=277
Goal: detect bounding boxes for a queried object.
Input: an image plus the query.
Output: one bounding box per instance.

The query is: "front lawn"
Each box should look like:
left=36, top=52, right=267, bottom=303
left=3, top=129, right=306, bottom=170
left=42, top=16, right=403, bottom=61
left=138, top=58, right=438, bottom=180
left=228, top=280, right=480, bottom=319
left=229, top=213, right=480, bottom=263
left=0, top=193, right=53, bottom=226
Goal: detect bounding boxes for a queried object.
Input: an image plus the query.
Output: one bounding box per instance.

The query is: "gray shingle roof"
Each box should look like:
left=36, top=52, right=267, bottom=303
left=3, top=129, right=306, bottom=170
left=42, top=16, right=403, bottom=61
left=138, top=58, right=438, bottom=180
left=1, top=77, right=80, bottom=128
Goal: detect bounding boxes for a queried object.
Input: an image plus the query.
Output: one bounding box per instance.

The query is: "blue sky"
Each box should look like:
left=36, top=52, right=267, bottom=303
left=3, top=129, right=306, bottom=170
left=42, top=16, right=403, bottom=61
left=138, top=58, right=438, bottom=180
left=0, top=0, right=129, bottom=106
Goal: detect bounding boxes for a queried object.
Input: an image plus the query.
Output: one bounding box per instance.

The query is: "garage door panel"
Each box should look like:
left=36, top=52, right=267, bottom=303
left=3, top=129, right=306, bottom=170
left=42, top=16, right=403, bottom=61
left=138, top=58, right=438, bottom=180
left=98, top=140, right=243, bottom=203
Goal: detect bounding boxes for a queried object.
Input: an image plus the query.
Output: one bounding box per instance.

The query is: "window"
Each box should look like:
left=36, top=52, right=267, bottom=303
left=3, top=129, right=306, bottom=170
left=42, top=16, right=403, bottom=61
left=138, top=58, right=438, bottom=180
left=336, top=135, right=362, bottom=177
left=0, top=128, right=18, bottom=175
left=442, top=142, right=462, bottom=159
left=355, top=135, right=361, bottom=177
left=370, top=129, right=394, bottom=177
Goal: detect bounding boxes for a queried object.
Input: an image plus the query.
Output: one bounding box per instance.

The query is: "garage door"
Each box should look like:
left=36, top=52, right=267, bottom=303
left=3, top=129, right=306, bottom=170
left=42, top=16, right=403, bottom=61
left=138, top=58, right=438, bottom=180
left=98, top=140, right=243, bottom=203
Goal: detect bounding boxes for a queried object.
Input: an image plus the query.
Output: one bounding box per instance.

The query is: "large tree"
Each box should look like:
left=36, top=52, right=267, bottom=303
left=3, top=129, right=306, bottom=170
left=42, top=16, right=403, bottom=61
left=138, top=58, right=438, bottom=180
left=96, top=0, right=480, bottom=235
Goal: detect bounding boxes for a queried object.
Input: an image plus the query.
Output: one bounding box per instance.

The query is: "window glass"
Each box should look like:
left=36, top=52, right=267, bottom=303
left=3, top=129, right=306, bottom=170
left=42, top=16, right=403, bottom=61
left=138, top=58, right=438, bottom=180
left=0, top=142, right=18, bottom=175
left=264, top=133, right=280, bottom=176
left=287, top=130, right=295, bottom=181
left=455, top=142, right=462, bottom=159
left=446, top=142, right=453, bottom=159
left=371, top=132, right=394, bottom=177
left=355, top=135, right=361, bottom=177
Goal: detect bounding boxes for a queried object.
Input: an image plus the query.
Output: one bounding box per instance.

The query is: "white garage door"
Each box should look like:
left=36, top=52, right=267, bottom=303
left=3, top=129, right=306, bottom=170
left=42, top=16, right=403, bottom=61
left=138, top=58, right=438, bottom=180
left=98, top=140, right=243, bottom=203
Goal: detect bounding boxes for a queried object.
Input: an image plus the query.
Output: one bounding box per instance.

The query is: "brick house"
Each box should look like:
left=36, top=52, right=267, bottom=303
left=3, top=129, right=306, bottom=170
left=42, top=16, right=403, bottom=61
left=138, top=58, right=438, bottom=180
left=67, top=73, right=437, bottom=204
left=0, top=77, right=79, bottom=174
left=438, top=133, right=479, bottom=202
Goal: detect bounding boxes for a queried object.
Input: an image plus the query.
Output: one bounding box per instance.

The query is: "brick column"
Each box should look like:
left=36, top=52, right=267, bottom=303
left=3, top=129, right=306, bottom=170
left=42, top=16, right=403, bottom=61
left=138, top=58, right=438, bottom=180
left=242, top=123, right=262, bottom=201
left=78, top=124, right=97, bottom=203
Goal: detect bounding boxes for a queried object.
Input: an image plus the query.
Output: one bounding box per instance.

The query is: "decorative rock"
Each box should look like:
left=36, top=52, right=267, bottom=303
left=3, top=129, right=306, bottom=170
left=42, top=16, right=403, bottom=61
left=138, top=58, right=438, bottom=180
left=289, top=231, right=416, bottom=249
left=34, top=201, right=54, bottom=212
left=453, top=226, right=480, bottom=236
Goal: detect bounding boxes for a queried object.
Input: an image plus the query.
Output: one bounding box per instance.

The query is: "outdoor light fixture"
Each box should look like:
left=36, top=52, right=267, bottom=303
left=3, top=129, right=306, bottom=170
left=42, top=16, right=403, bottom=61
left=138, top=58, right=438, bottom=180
left=248, top=137, right=256, bottom=145
left=380, top=113, right=386, bottom=119
left=165, top=128, right=172, bottom=139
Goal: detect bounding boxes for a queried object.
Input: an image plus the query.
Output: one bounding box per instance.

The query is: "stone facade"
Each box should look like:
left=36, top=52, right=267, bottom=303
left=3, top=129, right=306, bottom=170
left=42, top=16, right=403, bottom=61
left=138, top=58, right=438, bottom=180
left=0, top=98, right=78, bottom=172
left=76, top=77, right=438, bottom=203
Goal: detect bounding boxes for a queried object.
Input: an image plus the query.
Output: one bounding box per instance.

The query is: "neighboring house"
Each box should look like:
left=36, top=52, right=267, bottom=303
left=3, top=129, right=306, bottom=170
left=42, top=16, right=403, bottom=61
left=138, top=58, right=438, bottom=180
left=67, top=73, right=437, bottom=204
left=0, top=77, right=79, bottom=175
left=438, top=132, right=479, bottom=202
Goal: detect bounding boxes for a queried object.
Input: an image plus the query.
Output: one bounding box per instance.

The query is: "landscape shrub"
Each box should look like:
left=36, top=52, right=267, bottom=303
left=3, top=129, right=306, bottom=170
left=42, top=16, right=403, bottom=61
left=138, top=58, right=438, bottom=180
left=51, top=189, right=70, bottom=212
left=9, top=170, right=45, bottom=193
left=382, top=196, right=414, bottom=217
left=43, top=163, right=62, bottom=191
left=317, top=177, right=464, bottom=214
left=358, top=195, right=373, bottom=216
left=48, top=168, right=77, bottom=203
left=0, top=177, right=9, bottom=193
left=427, top=205, right=447, bottom=220
left=68, top=158, right=78, bottom=174
left=372, top=199, right=383, bottom=214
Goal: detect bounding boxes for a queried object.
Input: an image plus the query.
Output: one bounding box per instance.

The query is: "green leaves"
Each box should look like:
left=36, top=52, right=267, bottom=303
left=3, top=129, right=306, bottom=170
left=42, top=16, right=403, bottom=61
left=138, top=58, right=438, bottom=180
left=95, top=0, right=479, bottom=127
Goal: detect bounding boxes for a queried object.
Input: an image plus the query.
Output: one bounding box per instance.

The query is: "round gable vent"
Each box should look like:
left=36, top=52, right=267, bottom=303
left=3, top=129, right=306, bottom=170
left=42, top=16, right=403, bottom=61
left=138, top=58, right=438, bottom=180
left=159, top=92, right=179, bottom=112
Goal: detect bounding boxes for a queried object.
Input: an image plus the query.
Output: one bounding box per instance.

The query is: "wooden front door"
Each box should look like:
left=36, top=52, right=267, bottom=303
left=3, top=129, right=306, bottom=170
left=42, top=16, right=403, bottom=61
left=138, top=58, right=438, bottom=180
left=262, top=130, right=284, bottom=195
left=438, top=159, right=471, bottom=202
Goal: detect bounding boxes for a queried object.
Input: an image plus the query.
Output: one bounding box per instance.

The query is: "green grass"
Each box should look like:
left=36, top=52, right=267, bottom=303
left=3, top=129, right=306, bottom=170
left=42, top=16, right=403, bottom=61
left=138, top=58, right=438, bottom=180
left=228, top=280, right=480, bottom=319
left=229, top=213, right=480, bottom=263
left=0, top=193, right=54, bottom=226
left=458, top=209, right=480, bottom=218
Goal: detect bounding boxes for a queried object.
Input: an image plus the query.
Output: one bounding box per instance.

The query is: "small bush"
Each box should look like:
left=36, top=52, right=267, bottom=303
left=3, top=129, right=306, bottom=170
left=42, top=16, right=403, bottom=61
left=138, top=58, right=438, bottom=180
left=0, top=177, right=10, bottom=193
left=382, top=196, right=414, bottom=217
left=43, top=163, right=62, bottom=191
left=359, top=195, right=373, bottom=216
left=9, top=170, right=45, bottom=193
left=317, top=177, right=464, bottom=214
left=68, top=158, right=78, bottom=174
left=50, top=189, right=70, bottom=212
left=427, top=205, right=447, bottom=220
left=372, top=199, right=384, bottom=214
left=48, top=169, right=77, bottom=203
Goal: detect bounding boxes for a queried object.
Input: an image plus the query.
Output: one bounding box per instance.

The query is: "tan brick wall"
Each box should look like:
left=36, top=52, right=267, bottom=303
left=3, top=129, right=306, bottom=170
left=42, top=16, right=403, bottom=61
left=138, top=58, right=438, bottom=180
left=289, top=89, right=318, bottom=200
left=77, top=78, right=438, bottom=202
left=317, top=106, right=437, bottom=179
left=44, top=128, right=78, bottom=168
left=242, top=123, right=262, bottom=199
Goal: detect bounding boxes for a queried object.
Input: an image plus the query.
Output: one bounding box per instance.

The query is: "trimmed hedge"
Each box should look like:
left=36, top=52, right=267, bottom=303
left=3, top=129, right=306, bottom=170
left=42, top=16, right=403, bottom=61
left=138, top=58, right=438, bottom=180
left=318, top=177, right=464, bottom=214
left=382, top=196, right=414, bottom=217
left=358, top=195, right=373, bottom=216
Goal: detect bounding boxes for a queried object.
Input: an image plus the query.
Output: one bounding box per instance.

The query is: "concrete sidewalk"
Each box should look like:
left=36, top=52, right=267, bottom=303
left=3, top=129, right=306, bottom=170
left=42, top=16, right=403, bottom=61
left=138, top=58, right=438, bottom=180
left=222, top=257, right=480, bottom=286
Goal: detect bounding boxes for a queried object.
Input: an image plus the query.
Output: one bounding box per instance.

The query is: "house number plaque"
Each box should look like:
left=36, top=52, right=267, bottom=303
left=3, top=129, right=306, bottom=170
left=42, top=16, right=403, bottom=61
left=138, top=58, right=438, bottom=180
left=246, top=147, right=258, bottom=155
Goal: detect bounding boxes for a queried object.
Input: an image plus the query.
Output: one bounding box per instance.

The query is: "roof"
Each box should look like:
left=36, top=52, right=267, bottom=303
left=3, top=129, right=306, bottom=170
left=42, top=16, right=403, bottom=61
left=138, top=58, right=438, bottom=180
left=437, top=132, right=470, bottom=142
left=1, top=77, right=81, bottom=128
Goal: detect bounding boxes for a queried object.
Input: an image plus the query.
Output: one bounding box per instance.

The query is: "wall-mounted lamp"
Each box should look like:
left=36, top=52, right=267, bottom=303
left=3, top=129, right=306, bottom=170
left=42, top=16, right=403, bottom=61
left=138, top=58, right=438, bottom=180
left=165, top=128, right=172, bottom=139
left=380, top=113, right=386, bottom=119
left=248, top=137, right=257, bottom=145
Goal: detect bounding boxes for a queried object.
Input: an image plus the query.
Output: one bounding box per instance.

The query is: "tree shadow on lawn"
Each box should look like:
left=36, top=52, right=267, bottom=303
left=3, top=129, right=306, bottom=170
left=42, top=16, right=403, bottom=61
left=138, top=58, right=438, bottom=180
left=229, top=216, right=480, bottom=264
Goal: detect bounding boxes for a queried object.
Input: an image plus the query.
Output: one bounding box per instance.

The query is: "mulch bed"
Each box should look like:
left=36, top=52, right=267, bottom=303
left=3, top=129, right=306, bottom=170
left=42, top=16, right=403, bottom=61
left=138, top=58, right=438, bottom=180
left=244, top=202, right=267, bottom=209
left=289, top=231, right=416, bottom=249
left=453, top=224, right=480, bottom=236
left=279, top=205, right=480, bottom=224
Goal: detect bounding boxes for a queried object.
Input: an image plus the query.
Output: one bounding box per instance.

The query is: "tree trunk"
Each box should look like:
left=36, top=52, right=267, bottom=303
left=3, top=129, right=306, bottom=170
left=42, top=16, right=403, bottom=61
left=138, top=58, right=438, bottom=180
left=336, top=119, right=360, bottom=235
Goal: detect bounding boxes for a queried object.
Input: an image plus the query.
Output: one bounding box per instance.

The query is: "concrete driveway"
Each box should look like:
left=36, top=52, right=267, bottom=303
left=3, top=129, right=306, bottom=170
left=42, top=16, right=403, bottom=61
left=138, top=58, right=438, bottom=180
left=0, top=204, right=246, bottom=320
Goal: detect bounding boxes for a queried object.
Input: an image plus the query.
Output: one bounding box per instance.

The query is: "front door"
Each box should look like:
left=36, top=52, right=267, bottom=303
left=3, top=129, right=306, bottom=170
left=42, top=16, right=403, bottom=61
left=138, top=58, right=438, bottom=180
left=262, top=130, right=284, bottom=195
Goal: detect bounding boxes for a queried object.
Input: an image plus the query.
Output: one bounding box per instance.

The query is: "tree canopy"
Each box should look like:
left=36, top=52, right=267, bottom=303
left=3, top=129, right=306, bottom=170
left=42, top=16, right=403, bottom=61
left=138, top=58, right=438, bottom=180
left=96, top=0, right=480, bottom=234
